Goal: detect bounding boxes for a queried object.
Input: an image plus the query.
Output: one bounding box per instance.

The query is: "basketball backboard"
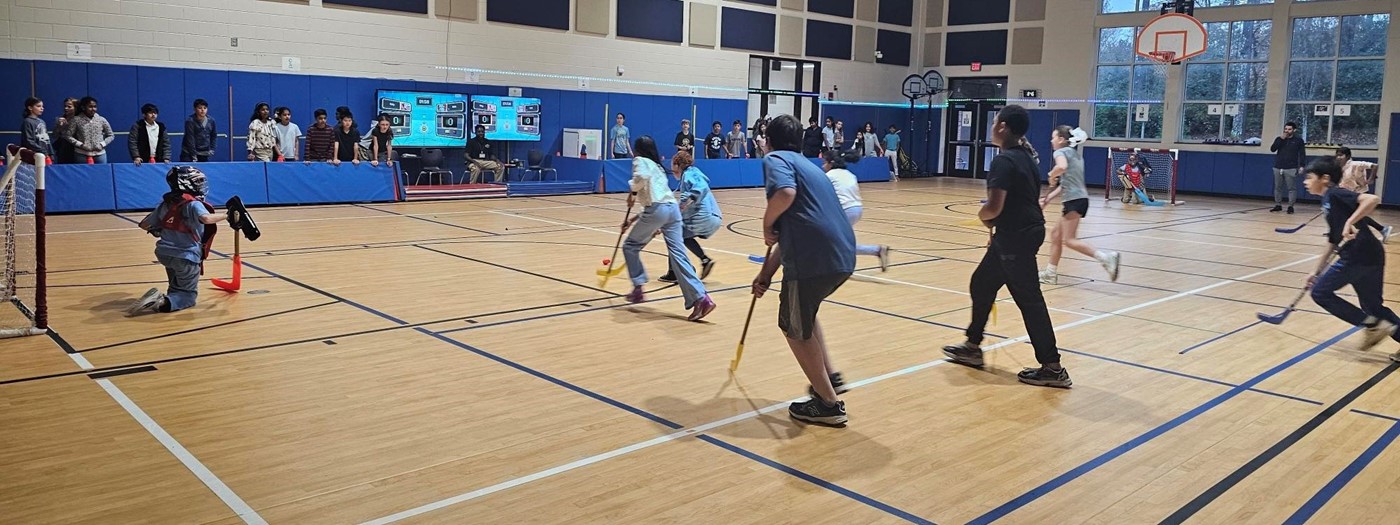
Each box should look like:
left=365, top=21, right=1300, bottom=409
left=1137, top=13, right=1208, bottom=63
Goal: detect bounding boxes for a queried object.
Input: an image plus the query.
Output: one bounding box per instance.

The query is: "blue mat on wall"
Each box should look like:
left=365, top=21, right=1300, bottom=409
left=266, top=162, right=395, bottom=204
left=46, top=165, right=118, bottom=213
left=114, top=162, right=270, bottom=209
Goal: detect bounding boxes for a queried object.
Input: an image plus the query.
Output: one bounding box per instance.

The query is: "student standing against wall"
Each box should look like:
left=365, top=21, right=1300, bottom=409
left=67, top=97, right=114, bottom=164
left=610, top=113, right=633, bottom=159
left=304, top=109, right=335, bottom=162
left=246, top=102, right=278, bottom=161
left=20, top=97, right=54, bottom=157
left=128, top=104, right=171, bottom=165
left=181, top=99, right=217, bottom=162
left=273, top=107, right=301, bottom=161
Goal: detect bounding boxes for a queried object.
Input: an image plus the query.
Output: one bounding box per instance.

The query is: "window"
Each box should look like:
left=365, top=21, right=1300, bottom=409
left=1101, top=0, right=1270, bottom=14
left=1094, top=27, right=1166, bottom=140
left=1180, top=20, right=1269, bottom=143
left=1286, top=14, right=1389, bottom=146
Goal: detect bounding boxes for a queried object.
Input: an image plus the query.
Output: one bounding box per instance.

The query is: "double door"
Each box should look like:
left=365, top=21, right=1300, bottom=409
left=944, top=100, right=1005, bottom=179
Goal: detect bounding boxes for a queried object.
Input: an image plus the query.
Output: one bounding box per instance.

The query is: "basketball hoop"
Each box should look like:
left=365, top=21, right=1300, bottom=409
left=1147, top=51, right=1178, bottom=64
left=1137, top=13, right=1207, bottom=63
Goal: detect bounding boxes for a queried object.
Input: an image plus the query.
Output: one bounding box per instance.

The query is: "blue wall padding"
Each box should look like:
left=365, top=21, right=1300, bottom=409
left=46, top=164, right=117, bottom=212
left=266, top=162, right=395, bottom=204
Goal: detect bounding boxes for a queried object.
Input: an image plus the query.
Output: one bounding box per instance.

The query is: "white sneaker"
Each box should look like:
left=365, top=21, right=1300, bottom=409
left=1038, top=268, right=1058, bottom=285
left=877, top=245, right=890, bottom=272
left=1101, top=251, right=1121, bottom=282
left=127, top=287, right=163, bottom=316
left=1361, top=319, right=1396, bottom=350
left=1383, top=225, right=1393, bottom=244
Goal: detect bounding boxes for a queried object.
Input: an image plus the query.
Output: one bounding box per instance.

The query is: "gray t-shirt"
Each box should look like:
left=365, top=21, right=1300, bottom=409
left=726, top=130, right=746, bottom=157
left=1054, top=146, right=1089, bottom=201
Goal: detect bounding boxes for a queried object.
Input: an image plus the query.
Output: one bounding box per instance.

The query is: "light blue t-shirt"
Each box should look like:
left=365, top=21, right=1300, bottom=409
left=883, top=132, right=900, bottom=151
left=142, top=196, right=210, bottom=264
left=763, top=150, right=856, bottom=280
left=679, top=166, right=721, bottom=230
left=611, top=125, right=631, bottom=155
left=1053, top=146, right=1089, bottom=201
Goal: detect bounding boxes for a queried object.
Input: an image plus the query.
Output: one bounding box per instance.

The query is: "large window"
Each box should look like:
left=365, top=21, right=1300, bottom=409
left=1180, top=20, right=1270, bottom=143
left=1101, top=0, right=1270, bottom=14
left=1094, top=27, right=1166, bottom=140
left=1285, top=14, right=1388, bottom=146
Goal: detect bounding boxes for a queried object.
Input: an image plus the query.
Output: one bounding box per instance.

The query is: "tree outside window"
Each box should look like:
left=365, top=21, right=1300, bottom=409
left=1094, top=27, right=1166, bottom=140
left=1285, top=14, right=1388, bottom=146
left=1180, top=20, right=1269, bottom=143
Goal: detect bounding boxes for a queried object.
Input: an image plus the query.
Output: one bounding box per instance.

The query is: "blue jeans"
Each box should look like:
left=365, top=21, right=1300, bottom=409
left=623, top=202, right=706, bottom=309
left=1311, top=258, right=1400, bottom=340
left=157, top=254, right=201, bottom=312
left=88, top=152, right=108, bottom=164
left=844, top=206, right=880, bottom=256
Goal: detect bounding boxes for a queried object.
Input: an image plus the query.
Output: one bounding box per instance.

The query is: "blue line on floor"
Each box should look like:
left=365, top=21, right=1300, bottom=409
left=966, top=327, right=1358, bottom=525
left=1283, top=420, right=1400, bottom=525
left=1060, top=348, right=1324, bottom=406
left=696, top=435, right=936, bottom=524
left=1178, top=320, right=1264, bottom=354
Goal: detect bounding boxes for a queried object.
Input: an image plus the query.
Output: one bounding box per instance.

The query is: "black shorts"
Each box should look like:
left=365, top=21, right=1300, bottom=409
left=1062, top=198, right=1089, bottom=218
left=778, top=273, right=850, bottom=340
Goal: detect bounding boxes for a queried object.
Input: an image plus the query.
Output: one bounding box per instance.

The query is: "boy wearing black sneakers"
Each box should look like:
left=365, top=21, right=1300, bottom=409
left=752, top=114, right=857, bottom=425
left=942, top=105, right=1070, bottom=387
left=1303, top=157, right=1400, bottom=363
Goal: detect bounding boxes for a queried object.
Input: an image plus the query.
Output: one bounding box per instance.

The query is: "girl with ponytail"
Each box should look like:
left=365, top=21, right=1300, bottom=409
left=1038, top=126, right=1120, bottom=284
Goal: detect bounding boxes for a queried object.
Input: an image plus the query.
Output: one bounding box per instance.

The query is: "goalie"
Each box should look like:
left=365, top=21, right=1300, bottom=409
left=128, top=166, right=259, bottom=315
left=1116, top=152, right=1154, bottom=204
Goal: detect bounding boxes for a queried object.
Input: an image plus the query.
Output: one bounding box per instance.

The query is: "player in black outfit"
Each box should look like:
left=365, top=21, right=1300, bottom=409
left=942, top=105, right=1070, bottom=388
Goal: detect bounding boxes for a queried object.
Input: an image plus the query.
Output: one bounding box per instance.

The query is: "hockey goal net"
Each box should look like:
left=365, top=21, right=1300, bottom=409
left=1106, top=147, right=1178, bottom=205
left=0, top=145, right=47, bottom=337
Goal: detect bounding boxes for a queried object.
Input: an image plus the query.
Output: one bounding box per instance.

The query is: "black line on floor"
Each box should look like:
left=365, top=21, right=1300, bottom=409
left=87, top=365, right=157, bottom=379
left=1160, top=362, right=1400, bottom=524
left=414, top=245, right=621, bottom=296
left=354, top=203, right=499, bottom=236
left=78, top=301, right=342, bottom=353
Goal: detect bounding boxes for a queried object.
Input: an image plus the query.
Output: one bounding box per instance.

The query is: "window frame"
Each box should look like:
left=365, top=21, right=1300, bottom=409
left=1284, top=14, right=1388, bottom=146
left=1093, top=26, right=1167, bottom=141
left=1178, top=19, right=1271, bottom=144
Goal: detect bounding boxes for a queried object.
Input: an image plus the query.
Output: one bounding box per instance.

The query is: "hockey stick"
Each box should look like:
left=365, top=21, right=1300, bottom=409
left=596, top=202, right=634, bottom=285
left=212, top=233, right=241, bottom=292
left=1257, top=247, right=1339, bottom=324
left=732, top=244, right=774, bottom=372
left=1275, top=211, right=1323, bottom=234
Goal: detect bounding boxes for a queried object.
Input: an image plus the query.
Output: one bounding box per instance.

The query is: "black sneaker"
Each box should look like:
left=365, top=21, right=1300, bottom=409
left=1017, top=366, right=1072, bottom=388
left=658, top=272, right=677, bottom=283
left=942, top=342, right=984, bottom=367
left=700, top=258, right=715, bottom=280
left=807, top=372, right=849, bottom=399
left=1270, top=205, right=1283, bottom=212
left=1287, top=206, right=1295, bottom=214
left=789, top=398, right=847, bottom=426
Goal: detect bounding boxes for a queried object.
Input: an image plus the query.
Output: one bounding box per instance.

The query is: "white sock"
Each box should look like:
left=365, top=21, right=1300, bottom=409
left=1094, top=250, right=1110, bottom=262
left=1046, top=264, right=1057, bottom=273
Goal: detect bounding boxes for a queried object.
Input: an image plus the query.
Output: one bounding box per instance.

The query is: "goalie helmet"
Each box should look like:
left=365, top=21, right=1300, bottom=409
left=166, top=165, right=208, bottom=197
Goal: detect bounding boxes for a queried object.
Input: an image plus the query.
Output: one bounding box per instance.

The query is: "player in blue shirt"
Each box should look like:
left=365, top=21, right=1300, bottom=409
left=751, top=114, right=857, bottom=425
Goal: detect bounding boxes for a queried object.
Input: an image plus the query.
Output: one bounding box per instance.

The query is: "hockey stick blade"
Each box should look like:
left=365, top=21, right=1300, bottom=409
left=1256, top=309, right=1291, bottom=325
left=1275, top=211, right=1324, bottom=234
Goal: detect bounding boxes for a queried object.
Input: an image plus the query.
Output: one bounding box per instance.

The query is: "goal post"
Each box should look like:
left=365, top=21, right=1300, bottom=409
left=1, top=145, right=47, bottom=337
left=1106, top=147, right=1179, bottom=206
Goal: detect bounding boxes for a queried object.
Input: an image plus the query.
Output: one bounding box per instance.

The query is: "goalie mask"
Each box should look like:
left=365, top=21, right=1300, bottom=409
left=166, top=166, right=209, bottom=197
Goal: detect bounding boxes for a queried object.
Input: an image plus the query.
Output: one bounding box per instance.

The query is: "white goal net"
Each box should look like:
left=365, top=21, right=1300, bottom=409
left=1, top=146, right=47, bottom=337
left=1106, top=147, right=1179, bottom=205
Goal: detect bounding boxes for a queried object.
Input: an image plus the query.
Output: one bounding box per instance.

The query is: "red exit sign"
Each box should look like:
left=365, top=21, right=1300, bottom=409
left=971, top=62, right=982, bottom=72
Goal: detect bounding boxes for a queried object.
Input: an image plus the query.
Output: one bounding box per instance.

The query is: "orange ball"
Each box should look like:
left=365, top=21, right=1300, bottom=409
left=602, top=258, right=611, bottom=265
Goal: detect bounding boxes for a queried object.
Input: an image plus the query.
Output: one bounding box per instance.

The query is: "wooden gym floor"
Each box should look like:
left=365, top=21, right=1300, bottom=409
left=2, top=177, right=1399, bottom=524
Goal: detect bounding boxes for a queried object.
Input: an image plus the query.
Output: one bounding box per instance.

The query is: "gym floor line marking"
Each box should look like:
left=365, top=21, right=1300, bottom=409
left=359, top=253, right=1321, bottom=524
left=1178, top=320, right=1264, bottom=354
left=489, top=209, right=757, bottom=259
left=847, top=272, right=1094, bottom=318
left=1283, top=419, right=1400, bottom=525
left=1161, top=361, right=1400, bottom=524
left=968, top=326, right=1360, bottom=525
left=94, top=378, right=268, bottom=524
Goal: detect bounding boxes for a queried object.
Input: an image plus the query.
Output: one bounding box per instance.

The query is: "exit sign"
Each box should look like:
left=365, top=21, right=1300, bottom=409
left=971, top=62, right=982, bottom=72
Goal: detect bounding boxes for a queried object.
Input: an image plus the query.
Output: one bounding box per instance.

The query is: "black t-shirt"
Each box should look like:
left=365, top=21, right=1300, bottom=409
left=371, top=128, right=393, bottom=152
left=705, top=132, right=725, bottom=159
left=986, top=147, right=1046, bottom=238
left=334, top=125, right=360, bottom=161
left=1325, top=188, right=1384, bottom=266
left=674, top=132, right=694, bottom=152
left=802, top=126, right=824, bottom=157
